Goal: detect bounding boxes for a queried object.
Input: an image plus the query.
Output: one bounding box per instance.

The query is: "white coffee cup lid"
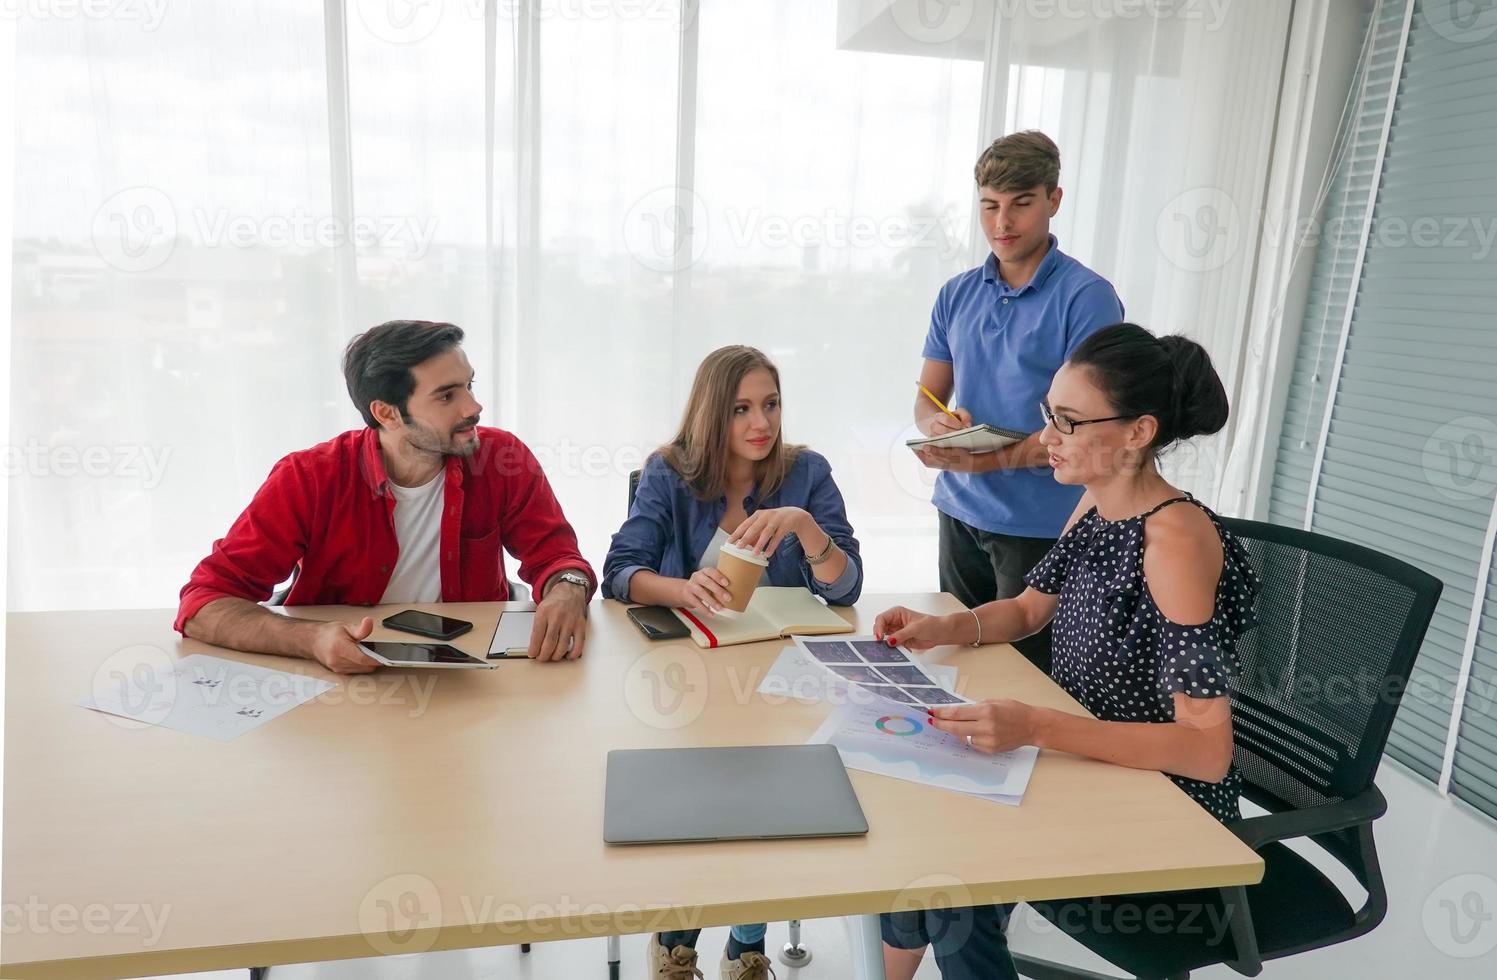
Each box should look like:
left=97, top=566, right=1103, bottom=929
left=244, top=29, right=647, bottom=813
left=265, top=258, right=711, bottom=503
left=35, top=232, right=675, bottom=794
left=719, top=541, right=769, bottom=566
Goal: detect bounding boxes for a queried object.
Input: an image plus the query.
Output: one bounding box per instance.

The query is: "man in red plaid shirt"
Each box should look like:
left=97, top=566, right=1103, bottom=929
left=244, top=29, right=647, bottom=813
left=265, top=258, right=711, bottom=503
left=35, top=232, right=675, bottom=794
left=177, top=320, right=595, bottom=673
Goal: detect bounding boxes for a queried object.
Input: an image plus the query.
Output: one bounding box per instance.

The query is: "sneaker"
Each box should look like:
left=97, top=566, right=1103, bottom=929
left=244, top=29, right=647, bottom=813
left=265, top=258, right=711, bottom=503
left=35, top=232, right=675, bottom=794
left=648, top=936, right=704, bottom=979
left=720, top=949, right=776, bottom=980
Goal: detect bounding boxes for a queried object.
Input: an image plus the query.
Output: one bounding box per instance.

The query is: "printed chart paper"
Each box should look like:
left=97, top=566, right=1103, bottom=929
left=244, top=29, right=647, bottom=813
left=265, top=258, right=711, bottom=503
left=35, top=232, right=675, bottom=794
left=792, top=635, right=973, bottom=709
left=757, top=644, right=958, bottom=704
left=809, top=700, right=1039, bottom=805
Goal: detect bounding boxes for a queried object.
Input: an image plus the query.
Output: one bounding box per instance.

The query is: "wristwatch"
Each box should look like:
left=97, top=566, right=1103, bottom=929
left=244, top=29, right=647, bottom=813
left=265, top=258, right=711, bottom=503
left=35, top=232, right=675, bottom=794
left=555, top=570, right=590, bottom=593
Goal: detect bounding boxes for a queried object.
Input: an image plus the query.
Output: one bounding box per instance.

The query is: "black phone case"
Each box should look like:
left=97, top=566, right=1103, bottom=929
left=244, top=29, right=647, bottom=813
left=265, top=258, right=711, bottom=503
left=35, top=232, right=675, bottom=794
left=382, top=614, right=474, bottom=641
left=627, top=606, right=690, bottom=640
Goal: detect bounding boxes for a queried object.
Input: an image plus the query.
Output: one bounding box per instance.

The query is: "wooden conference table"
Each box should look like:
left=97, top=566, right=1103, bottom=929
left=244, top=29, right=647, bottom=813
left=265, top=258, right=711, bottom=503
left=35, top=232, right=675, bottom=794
left=2, top=594, right=1263, bottom=979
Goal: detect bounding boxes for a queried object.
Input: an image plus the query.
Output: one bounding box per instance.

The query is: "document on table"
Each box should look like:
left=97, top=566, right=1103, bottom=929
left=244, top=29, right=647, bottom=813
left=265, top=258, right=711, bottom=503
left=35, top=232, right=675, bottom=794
left=488, top=610, right=536, bottom=656
left=809, top=700, right=1039, bottom=806
left=78, top=654, right=335, bottom=742
left=790, top=634, right=974, bottom=710
left=757, top=644, right=958, bottom=704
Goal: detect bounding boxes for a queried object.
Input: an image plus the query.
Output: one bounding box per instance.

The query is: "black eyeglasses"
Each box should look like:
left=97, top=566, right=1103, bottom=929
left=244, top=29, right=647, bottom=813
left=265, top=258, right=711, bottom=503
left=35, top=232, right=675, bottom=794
left=1039, top=401, right=1137, bottom=435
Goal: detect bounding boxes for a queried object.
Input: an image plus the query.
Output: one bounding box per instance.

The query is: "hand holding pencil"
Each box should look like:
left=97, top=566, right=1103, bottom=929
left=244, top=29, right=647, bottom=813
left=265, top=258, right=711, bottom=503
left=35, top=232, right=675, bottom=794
left=917, top=382, right=973, bottom=435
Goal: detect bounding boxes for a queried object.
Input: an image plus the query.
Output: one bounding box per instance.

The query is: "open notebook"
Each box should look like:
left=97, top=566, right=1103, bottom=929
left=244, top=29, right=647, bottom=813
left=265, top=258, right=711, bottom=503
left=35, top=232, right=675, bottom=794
left=905, top=423, right=1027, bottom=454
left=673, top=586, right=854, bottom=648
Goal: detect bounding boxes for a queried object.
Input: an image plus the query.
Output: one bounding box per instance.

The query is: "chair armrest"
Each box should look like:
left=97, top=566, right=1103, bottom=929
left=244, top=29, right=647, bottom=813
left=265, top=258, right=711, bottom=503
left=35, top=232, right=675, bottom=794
left=1227, top=784, right=1386, bottom=851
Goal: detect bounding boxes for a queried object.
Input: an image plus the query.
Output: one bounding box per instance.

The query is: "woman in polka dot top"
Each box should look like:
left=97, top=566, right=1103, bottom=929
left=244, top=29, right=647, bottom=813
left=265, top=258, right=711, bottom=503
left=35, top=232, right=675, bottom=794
left=874, top=322, right=1259, bottom=980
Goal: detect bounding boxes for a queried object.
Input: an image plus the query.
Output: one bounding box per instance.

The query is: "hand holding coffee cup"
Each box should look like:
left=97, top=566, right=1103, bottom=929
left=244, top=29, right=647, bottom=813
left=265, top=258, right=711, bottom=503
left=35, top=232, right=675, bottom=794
left=680, top=567, right=734, bottom=615
left=727, top=505, right=814, bottom=559
left=714, top=541, right=769, bottom=617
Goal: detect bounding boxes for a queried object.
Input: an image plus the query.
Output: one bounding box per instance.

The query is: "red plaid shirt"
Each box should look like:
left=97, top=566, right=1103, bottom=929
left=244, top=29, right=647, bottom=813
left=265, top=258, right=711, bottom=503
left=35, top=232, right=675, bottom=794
left=175, top=426, right=595, bottom=632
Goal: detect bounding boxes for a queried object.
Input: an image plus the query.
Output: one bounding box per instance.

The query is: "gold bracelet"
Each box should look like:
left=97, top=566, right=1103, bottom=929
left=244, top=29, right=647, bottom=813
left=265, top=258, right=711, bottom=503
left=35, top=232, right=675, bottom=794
left=968, top=608, right=982, bottom=648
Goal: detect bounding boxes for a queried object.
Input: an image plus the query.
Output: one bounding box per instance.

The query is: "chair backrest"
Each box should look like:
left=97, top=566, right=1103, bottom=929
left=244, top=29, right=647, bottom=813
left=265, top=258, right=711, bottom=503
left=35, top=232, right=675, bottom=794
left=265, top=565, right=299, bottom=607
left=1218, top=516, right=1442, bottom=818
left=628, top=469, right=641, bottom=512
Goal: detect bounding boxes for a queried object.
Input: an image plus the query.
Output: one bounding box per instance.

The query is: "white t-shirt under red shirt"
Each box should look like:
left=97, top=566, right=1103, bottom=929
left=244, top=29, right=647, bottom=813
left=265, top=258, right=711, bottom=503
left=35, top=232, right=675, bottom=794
left=379, top=473, right=445, bottom=603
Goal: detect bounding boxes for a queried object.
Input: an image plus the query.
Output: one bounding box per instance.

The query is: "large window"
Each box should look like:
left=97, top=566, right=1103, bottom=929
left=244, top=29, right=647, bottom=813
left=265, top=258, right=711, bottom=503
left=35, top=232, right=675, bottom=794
left=10, top=0, right=1291, bottom=612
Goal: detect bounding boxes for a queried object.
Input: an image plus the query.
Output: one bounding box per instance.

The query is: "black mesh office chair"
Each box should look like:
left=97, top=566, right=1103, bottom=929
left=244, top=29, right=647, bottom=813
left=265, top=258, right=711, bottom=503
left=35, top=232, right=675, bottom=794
left=1014, top=516, right=1443, bottom=980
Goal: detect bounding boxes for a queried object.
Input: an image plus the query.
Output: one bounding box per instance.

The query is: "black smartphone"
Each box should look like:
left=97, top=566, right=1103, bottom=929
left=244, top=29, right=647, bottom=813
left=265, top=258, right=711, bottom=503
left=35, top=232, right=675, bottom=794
left=382, top=610, right=475, bottom=641
left=627, top=605, right=690, bottom=640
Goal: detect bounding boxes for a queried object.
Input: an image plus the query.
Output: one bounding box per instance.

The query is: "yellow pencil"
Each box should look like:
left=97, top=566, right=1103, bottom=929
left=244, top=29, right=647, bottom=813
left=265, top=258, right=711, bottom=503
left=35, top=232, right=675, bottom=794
left=916, top=382, right=961, bottom=420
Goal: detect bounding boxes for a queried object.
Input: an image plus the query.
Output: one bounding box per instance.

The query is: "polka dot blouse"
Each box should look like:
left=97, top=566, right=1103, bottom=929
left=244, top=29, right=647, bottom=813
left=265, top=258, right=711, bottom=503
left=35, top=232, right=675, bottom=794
left=1024, top=494, right=1260, bottom=823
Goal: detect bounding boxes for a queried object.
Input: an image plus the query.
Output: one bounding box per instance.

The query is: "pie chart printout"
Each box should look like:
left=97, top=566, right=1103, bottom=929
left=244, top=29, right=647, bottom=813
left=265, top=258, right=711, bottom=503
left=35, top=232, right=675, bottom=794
left=875, top=714, right=923, bottom=737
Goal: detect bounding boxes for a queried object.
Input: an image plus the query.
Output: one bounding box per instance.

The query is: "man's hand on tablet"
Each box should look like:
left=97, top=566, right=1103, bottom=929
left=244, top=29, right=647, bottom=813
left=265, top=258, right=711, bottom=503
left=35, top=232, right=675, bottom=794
left=310, top=617, right=381, bottom=674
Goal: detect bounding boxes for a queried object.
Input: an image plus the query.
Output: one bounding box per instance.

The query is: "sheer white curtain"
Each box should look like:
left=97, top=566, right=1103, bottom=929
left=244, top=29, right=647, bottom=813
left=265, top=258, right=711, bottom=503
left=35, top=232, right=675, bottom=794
left=9, top=0, right=1295, bottom=612
left=519, top=4, right=682, bottom=572
left=2, top=14, right=13, bottom=629
left=11, top=2, right=342, bottom=609
left=614, top=0, right=985, bottom=590
left=988, top=0, right=1294, bottom=507
left=9, top=2, right=512, bottom=610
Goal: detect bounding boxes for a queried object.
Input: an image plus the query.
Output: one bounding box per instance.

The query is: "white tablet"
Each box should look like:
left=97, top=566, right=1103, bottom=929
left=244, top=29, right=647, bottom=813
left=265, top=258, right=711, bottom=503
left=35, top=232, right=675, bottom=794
left=359, top=641, right=497, bottom=669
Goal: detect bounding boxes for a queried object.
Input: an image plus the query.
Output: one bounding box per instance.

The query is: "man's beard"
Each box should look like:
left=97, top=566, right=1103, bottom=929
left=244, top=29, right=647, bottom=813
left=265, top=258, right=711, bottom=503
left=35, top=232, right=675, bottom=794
left=404, top=416, right=480, bottom=457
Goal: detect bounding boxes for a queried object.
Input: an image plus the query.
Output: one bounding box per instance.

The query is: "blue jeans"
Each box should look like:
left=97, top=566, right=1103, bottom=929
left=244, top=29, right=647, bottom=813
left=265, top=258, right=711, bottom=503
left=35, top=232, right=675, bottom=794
left=881, top=905, right=1018, bottom=980
left=658, top=923, right=766, bottom=950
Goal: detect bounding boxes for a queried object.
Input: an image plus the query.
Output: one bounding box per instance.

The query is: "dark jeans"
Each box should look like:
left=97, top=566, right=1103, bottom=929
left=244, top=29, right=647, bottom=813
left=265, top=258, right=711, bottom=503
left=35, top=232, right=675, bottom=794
left=881, top=904, right=1018, bottom=980
left=937, top=511, right=1056, bottom=674
left=657, top=923, right=765, bottom=950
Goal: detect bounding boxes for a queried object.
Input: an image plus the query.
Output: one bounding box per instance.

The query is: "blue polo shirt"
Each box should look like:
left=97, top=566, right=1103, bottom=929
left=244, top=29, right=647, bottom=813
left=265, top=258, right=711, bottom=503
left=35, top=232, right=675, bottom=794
left=926, top=236, right=1123, bottom=538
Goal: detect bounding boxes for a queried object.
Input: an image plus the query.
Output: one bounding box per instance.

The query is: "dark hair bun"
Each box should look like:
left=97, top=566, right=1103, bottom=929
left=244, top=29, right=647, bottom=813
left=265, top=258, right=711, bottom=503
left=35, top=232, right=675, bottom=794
left=1067, top=323, right=1229, bottom=451
left=1158, top=335, right=1229, bottom=441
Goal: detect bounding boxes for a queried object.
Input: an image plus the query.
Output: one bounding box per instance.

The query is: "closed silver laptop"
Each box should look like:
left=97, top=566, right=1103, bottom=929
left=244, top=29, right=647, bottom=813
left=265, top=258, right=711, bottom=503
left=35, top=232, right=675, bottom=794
left=603, top=744, right=869, bottom=844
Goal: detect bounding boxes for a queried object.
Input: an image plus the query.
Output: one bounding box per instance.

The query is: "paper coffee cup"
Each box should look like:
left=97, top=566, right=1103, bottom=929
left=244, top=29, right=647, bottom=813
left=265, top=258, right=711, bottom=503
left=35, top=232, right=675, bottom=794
left=715, top=542, right=769, bottom=616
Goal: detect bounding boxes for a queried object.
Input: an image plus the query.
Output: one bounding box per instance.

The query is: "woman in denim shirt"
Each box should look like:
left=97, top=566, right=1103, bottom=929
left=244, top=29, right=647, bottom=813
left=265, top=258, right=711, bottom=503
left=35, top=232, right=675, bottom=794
left=604, top=345, right=863, bottom=615
left=603, top=345, right=862, bottom=980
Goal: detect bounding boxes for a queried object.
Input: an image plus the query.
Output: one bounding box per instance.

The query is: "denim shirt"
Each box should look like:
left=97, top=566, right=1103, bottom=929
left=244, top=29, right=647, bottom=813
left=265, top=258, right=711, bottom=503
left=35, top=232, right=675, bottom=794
left=603, top=449, right=863, bottom=605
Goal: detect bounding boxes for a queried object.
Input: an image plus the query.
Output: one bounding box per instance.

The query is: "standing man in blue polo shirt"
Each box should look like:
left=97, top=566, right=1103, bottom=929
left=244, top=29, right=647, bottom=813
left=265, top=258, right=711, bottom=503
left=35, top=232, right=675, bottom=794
left=912, top=131, right=1123, bottom=673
